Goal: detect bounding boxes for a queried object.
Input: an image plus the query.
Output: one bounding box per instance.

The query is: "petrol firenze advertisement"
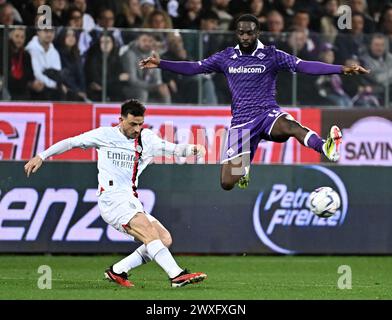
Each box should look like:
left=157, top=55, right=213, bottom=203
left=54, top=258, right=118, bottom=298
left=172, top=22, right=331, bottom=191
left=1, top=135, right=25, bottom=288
left=0, top=102, right=320, bottom=164
left=0, top=162, right=391, bottom=254
left=321, top=109, right=392, bottom=166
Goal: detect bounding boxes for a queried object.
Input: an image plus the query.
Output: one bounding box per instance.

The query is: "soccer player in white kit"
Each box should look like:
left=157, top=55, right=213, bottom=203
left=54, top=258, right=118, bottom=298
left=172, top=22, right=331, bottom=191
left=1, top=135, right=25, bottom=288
left=24, top=99, right=207, bottom=288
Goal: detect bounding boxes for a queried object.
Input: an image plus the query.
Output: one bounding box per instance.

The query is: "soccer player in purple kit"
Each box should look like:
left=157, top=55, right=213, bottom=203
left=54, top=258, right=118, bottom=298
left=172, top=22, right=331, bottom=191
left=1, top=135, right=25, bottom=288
left=139, top=14, right=370, bottom=191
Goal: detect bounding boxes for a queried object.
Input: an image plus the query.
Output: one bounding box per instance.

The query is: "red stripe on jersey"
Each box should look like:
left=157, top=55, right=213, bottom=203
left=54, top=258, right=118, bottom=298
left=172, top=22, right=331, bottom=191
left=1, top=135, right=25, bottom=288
left=131, top=138, right=140, bottom=198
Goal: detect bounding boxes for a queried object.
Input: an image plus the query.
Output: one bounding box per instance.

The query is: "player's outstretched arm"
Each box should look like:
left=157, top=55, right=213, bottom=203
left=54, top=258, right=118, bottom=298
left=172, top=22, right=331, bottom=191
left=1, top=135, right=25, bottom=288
left=24, top=155, right=43, bottom=178
left=296, top=60, right=370, bottom=75
left=24, top=138, right=75, bottom=177
left=139, top=50, right=206, bottom=75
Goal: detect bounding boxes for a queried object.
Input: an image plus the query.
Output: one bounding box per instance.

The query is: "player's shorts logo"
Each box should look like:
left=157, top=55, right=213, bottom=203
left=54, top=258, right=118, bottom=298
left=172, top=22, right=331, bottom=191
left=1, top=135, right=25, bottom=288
left=226, top=148, right=235, bottom=157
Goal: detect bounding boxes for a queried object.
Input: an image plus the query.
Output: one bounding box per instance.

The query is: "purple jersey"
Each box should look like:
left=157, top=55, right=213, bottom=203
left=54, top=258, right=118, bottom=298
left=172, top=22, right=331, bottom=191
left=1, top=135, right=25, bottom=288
left=197, top=40, right=301, bottom=126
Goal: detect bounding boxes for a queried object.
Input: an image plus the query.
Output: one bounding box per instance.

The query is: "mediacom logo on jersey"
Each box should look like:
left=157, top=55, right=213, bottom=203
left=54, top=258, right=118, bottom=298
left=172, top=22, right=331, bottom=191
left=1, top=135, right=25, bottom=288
left=252, top=166, right=348, bottom=254
left=228, top=65, right=266, bottom=74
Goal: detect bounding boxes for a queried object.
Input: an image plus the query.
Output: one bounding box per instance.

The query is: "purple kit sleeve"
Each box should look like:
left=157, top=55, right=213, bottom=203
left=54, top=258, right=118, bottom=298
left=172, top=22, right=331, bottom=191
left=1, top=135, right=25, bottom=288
left=296, top=60, right=343, bottom=75
left=159, top=60, right=204, bottom=75
left=159, top=51, right=224, bottom=75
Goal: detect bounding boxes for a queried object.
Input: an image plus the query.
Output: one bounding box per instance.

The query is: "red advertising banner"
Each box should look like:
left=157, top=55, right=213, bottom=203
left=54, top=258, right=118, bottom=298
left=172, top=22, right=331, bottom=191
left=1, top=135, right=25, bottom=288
left=0, top=102, right=321, bottom=164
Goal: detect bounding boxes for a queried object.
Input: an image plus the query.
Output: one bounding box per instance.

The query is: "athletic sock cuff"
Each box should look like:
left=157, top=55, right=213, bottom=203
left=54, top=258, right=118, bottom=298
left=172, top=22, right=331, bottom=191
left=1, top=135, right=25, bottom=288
left=146, top=239, right=166, bottom=259
left=304, top=131, right=316, bottom=147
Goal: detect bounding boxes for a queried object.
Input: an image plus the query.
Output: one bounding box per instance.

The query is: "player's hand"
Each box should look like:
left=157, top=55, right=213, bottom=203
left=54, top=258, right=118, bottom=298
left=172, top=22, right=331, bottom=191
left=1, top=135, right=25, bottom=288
left=192, top=144, right=206, bottom=157
left=139, top=50, right=160, bottom=69
left=24, top=155, right=43, bottom=178
left=342, top=64, right=370, bottom=75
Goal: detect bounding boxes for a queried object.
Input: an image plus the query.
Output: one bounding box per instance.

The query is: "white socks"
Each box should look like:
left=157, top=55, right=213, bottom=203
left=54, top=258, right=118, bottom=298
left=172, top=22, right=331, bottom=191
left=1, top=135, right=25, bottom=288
left=112, top=240, right=183, bottom=279
left=113, top=244, right=152, bottom=274
left=146, top=239, right=183, bottom=279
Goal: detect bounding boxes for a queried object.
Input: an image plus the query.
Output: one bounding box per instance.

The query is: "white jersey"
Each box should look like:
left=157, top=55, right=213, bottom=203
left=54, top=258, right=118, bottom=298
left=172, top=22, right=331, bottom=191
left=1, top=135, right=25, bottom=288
left=70, top=126, right=177, bottom=196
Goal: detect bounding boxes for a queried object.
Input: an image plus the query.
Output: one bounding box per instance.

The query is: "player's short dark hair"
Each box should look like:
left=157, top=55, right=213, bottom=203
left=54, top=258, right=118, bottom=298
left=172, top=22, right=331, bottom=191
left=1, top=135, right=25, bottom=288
left=235, top=14, right=260, bottom=31
left=121, top=99, right=146, bottom=117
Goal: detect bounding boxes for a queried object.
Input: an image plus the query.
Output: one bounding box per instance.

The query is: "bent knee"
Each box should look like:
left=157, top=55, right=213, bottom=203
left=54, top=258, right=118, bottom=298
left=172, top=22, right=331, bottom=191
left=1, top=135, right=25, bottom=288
left=161, top=231, right=173, bottom=248
left=220, top=180, right=235, bottom=191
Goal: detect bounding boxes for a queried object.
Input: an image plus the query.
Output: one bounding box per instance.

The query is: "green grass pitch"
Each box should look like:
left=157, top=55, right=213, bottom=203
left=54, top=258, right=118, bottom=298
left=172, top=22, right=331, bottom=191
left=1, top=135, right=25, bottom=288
left=0, top=255, right=391, bottom=299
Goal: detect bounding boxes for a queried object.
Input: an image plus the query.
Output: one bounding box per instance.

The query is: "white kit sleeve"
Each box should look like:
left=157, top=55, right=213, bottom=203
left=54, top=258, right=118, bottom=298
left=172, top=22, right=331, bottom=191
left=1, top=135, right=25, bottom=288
left=143, top=129, right=196, bottom=157
left=38, top=127, right=106, bottom=160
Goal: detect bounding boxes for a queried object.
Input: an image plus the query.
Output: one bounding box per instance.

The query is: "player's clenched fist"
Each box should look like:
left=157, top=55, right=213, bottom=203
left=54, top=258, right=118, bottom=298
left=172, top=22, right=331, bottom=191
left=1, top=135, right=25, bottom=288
left=24, top=155, right=43, bottom=177
left=139, top=51, right=160, bottom=69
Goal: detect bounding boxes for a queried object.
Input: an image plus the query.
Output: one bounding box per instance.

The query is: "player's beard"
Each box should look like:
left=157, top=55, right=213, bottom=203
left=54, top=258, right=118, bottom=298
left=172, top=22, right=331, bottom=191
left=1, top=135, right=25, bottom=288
left=239, top=40, right=257, bottom=54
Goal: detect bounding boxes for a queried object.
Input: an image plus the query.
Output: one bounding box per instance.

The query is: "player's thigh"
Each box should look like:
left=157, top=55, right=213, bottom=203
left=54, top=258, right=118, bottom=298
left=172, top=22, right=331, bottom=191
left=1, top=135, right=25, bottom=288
left=126, top=212, right=160, bottom=244
left=270, top=114, right=302, bottom=142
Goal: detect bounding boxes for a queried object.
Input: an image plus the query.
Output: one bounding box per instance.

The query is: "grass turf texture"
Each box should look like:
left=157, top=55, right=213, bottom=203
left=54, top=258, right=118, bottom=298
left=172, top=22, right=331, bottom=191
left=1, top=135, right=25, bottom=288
left=0, top=255, right=391, bottom=299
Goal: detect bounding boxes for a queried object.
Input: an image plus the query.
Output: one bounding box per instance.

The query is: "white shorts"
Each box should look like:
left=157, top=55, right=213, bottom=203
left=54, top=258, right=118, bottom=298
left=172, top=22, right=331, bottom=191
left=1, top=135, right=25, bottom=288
left=98, top=190, right=157, bottom=235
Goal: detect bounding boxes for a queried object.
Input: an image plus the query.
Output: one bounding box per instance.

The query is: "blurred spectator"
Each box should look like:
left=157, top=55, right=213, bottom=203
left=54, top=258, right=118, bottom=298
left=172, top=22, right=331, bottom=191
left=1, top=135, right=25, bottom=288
left=120, top=33, right=170, bottom=103
left=174, top=0, right=202, bottom=29
left=291, top=10, right=321, bottom=55
left=379, top=6, right=392, bottom=54
left=0, top=2, right=20, bottom=26
left=16, top=0, right=45, bottom=26
left=0, top=27, right=40, bottom=100
left=90, top=8, right=124, bottom=48
left=368, top=0, right=391, bottom=24
left=55, top=28, right=87, bottom=101
left=351, top=84, right=381, bottom=107
left=360, top=33, right=392, bottom=102
left=26, top=28, right=64, bottom=101
left=279, top=29, right=319, bottom=104
left=315, top=43, right=353, bottom=107
left=87, top=0, right=123, bottom=20
left=84, top=34, right=129, bottom=101
left=116, top=0, right=143, bottom=28
left=248, top=0, right=268, bottom=26
left=211, top=0, right=233, bottom=31
left=319, top=0, right=340, bottom=44
left=64, top=7, right=92, bottom=59
left=260, top=10, right=286, bottom=48
left=334, top=13, right=367, bottom=65
left=276, top=0, right=297, bottom=30
left=116, top=0, right=143, bottom=44
left=281, top=29, right=318, bottom=60
left=72, top=0, right=95, bottom=31
left=143, top=9, right=174, bottom=53
left=50, top=0, right=68, bottom=26
left=166, top=0, right=180, bottom=19
left=140, top=0, right=156, bottom=20
left=161, top=32, right=199, bottom=103
left=348, top=0, right=376, bottom=33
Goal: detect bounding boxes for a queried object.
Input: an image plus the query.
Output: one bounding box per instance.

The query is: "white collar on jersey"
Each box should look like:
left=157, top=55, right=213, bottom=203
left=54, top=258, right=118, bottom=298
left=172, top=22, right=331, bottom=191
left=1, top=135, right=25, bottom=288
left=234, top=40, right=265, bottom=56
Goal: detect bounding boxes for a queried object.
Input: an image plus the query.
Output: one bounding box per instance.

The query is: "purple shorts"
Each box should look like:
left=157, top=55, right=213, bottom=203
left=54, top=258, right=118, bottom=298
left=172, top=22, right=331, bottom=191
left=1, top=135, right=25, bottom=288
left=221, top=108, right=288, bottom=164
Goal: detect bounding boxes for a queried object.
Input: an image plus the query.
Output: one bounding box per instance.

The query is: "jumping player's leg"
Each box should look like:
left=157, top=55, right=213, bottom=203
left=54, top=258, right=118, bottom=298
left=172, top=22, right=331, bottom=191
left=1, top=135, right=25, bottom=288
left=112, top=219, right=172, bottom=275
left=220, top=156, right=247, bottom=190
left=270, top=114, right=342, bottom=161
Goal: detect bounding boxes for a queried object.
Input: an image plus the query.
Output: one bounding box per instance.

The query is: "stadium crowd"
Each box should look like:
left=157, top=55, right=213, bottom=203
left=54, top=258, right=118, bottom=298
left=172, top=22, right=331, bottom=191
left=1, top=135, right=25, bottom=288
left=1, top=0, right=392, bottom=107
